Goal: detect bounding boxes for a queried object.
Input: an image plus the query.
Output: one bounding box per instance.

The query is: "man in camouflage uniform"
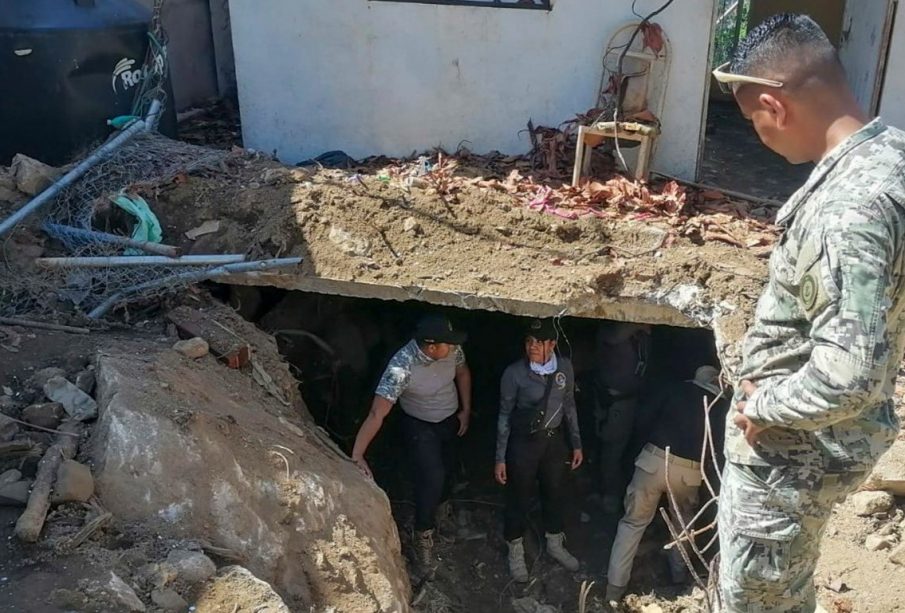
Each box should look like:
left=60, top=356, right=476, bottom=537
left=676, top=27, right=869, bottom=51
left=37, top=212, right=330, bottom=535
left=713, top=14, right=905, bottom=612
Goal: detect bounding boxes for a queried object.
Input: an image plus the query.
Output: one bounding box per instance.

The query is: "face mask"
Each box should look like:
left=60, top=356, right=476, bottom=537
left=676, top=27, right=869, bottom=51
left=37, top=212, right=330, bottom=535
left=530, top=353, right=558, bottom=376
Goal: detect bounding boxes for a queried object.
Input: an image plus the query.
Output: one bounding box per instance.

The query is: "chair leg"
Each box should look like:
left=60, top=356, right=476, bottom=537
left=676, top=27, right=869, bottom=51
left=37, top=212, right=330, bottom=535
left=572, top=127, right=588, bottom=187
left=635, top=135, right=653, bottom=181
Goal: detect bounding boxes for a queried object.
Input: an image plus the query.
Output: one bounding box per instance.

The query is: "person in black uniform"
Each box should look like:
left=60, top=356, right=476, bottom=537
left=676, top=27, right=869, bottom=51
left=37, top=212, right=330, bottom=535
left=494, top=319, right=584, bottom=582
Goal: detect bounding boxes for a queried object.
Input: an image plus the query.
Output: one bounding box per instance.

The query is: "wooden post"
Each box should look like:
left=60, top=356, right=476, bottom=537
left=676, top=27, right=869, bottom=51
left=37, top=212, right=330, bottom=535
left=15, top=420, right=83, bottom=542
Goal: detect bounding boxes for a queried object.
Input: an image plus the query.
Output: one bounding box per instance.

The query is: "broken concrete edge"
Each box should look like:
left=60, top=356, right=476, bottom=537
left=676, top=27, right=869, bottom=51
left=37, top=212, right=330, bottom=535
left=222, top=271, right=722, bottom=329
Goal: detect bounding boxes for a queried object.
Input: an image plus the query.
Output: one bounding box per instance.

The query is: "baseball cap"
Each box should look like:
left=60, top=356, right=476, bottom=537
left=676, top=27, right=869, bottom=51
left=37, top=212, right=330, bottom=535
left=690, top=365, right=721, bottom=396
left=414, top=314, right=467, bottom=345
left=524, top=319, right=557, bottom=341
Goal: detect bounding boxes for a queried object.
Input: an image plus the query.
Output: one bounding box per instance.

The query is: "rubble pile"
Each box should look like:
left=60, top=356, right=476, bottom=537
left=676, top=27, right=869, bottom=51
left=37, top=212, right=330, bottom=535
left=0, top=303, right=411, bottom=612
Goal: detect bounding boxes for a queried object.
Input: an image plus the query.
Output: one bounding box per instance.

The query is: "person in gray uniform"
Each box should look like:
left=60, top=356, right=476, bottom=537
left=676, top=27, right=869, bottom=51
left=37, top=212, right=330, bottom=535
left=495, top=319, right=584, bottom=582
left=351, top=314, right=472, bottom=575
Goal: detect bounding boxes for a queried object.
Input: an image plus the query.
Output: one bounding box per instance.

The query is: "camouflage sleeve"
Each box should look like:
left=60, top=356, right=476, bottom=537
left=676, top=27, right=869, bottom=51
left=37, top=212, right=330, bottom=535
left=455, top=345, right=466, bottom=368
left=374, top=351, right=413, bottom=403
left=561, top=359, right=582, bottom=450
left=746, top=210, right=894, bottom=430
left=496, top=365, right=517, bottom=463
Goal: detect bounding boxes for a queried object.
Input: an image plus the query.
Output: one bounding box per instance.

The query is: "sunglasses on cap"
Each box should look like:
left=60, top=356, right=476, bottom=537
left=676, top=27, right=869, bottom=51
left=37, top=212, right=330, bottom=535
left=712, top=62, right=784, bottom=95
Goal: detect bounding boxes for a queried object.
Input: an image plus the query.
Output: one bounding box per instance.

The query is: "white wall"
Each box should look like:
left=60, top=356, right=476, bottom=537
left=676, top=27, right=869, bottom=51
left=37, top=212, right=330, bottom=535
left=228, top=0, right=716, bottom=180
left=879, top=1, right=905, bottom=128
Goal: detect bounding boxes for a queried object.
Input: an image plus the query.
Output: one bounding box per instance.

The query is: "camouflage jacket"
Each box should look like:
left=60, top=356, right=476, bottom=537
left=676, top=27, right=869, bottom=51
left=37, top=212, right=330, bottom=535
left=727, top=120, right=905, bottom=471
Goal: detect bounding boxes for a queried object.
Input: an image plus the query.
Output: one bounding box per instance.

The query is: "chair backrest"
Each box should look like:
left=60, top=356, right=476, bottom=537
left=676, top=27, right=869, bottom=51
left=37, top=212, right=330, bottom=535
left=597, top=22, right=672, bottom=120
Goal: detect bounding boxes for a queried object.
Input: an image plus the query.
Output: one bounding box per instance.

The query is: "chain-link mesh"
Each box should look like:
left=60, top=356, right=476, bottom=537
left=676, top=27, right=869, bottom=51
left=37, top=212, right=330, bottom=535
left=0, top=133, right=228, bottom=320
left=0, top=1, right=242, bottom=322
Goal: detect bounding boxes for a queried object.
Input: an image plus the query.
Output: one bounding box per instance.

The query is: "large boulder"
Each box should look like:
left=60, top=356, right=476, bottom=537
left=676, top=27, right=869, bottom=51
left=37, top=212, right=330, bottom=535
left=90, top=339, right=409, bottom=612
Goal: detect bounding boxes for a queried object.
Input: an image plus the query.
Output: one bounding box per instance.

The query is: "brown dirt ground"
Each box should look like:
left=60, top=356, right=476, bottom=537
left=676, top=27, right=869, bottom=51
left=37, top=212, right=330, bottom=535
left=138, top=154, right=767, bottom=351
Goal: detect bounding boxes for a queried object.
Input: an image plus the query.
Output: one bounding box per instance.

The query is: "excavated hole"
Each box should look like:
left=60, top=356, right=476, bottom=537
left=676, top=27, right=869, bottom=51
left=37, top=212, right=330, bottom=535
left=211, top=283, right=721, bottom=609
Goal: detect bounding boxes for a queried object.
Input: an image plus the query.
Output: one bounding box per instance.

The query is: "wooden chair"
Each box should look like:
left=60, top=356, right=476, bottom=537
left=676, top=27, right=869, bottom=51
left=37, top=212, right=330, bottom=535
left=572, top=23, right=670, bottom=186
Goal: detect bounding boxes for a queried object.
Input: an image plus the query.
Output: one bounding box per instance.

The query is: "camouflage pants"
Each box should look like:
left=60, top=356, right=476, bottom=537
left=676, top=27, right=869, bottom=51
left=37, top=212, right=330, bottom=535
left=718, top=461, right=867, bottom=613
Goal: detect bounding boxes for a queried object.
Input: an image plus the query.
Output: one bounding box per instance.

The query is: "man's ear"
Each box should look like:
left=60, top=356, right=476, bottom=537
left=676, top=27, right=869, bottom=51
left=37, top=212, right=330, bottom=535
left=759, top=92, right=787, bottom=127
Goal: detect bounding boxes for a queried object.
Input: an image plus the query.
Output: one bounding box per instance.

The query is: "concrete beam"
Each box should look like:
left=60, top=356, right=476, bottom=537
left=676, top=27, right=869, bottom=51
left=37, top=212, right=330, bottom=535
left=223, top=272, right=702, bottom=329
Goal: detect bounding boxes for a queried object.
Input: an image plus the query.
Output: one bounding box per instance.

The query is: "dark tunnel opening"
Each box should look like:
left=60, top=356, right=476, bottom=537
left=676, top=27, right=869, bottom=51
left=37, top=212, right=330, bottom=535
left=212, top=283, right=724, bottom=607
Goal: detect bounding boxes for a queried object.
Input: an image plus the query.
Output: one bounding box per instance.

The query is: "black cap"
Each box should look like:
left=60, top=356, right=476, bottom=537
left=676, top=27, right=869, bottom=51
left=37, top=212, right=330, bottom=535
left=414, top=314, right=467, bottom=345
left=524, top=319, right=557, bottom=341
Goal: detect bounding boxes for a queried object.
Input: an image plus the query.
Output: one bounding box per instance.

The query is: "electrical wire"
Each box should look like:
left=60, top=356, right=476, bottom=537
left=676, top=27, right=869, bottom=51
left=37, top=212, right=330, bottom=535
left=591, top=0, right=676, bottom=173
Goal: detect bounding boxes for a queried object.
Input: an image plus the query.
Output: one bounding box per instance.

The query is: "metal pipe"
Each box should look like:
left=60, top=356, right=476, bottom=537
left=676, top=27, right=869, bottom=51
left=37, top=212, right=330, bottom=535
left=42, top=223, right=181, bottom=257
left=87, top=257, right=302, bottom=319
left=0, top=100, right=162, bottom=239
left=37, top=255, right=246, bottom=268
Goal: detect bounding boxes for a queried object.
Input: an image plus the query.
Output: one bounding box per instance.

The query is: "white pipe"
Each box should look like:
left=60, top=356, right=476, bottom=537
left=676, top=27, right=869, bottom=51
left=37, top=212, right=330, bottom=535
left=36, top=254, right=246, bottom=268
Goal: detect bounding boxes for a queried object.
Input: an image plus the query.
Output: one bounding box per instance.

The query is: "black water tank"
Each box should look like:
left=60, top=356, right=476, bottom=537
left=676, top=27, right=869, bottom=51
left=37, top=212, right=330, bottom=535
left=0, top=0, right=177, bottom=166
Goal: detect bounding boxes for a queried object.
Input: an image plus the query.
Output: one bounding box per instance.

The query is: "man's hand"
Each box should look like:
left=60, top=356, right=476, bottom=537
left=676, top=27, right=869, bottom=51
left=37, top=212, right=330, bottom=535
left=352, top=454, right=373, bottom=480
left=457, top=411, right=471, bottom=436
left=735, top=380, right=767, bottom=446
left=494, top=462, right=507, bottom=485
left=571, top=448, right=584, bottom=470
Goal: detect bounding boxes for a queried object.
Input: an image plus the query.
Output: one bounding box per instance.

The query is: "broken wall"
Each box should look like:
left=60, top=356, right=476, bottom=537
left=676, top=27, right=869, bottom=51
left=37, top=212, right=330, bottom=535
left=228, top=0, right=717, bottom=180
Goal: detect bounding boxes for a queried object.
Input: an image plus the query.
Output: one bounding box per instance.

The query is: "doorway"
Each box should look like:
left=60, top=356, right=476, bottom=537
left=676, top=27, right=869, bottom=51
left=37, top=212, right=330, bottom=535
left=698, top=0, right=894, bottom=202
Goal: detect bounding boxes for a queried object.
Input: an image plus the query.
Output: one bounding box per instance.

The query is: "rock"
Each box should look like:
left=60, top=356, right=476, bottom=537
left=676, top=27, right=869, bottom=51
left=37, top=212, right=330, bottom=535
left=0, top=469, right=22, bottom=485
left=641, top=606, right=665, bottom=613
left=0, top=412, right=19, bottom=442
left=865, top=438, right=905, bottom=496
left=879, top=522, right=899, bottom=537
left=82, top=571, right=146, bottom=612
left=0, top=169, right=21, bottom=202
left=21, top=402, right=65, bottom=430
left=136, top=562, right=178, bottom=589
left=10, top=154, right=61, bottom=196
left=166, top=549, right=216, bottom=584
left=194, top=566, right=290, bottom=613
left=91, top=348, right=410, bottom=611
left=151, top=588, right=188, bottom=611
left=52, top=460, right=94, bottom=503
left=851, top=491, right=895, bottom=516
left=0, top=184, right=23, bottom=203
left=261, top=167, right=308, bottom=185
left=328, top=225, right=371, bottom=257
left=75, top=370, right=96, bottom=394
left=173, top=337, right=209, bottom=359
left=44, top=376, right=97, bottom=421
left=865, top=534, right=896, bottom=551
left=889, top=542, right=905, bottom=566
left=0, top=480, right=31, bottom=506
left=31, top=367, right=67, bottom=389
left=0, top=395, right=19, bottom=412
left=402, top=217, right=421, bottom=234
